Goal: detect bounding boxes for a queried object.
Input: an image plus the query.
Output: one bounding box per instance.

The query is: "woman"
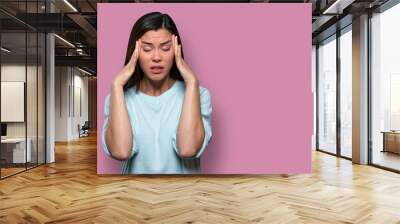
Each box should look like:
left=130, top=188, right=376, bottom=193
left=102, top=12, right=212, bottom=174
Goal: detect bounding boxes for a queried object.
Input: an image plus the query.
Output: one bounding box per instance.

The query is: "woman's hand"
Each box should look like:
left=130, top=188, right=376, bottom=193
left=173, top=35, right=198, bottom=85
left=113, top=40, right=141, bottom=87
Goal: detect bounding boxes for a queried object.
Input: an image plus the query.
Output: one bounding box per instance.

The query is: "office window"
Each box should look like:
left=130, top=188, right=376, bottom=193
left=312, top=45, right=317, bottom=150
left=371, top=3, right=400, bottom=171
left=317, top=35, right=337, bottom=154
left=340, top=27, right=352, bottom=158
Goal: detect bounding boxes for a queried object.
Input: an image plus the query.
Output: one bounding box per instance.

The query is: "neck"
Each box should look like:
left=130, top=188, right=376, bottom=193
left=140, top=76, right=175, bottom=96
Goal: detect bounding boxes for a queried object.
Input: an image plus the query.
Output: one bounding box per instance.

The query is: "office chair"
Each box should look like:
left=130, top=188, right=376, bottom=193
left=79, top=121, right=90, bottom=138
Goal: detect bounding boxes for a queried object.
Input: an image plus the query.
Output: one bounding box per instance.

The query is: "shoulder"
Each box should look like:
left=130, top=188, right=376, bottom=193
left=198, top=85, right=212, bottom=112
left=104, top=87, right=137, bottom=105
left=104, top=94, right=111, bottom=107
left=175, top=80, right=211, bottom=101
left=199, top=85, right=212, bottom=108
left=199, top=86, right=211, bottom=96
left=125, top=86, right=138, bottom=97
left=199, top=85, right=211, bottom=102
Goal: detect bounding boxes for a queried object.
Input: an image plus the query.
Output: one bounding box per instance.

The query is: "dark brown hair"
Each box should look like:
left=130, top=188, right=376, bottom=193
left=123, top=12, right=184, bottom=91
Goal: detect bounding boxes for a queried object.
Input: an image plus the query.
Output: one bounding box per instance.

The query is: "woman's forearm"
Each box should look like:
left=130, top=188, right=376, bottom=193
left=176, top=81, right=205, bottom=158
left=105, top=82, right=133, bottom=160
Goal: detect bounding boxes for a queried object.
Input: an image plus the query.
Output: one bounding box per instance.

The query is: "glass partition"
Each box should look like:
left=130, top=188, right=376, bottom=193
left=1, top=30, right=28, bottom=178
left=0, top=0, right=46, bottom=179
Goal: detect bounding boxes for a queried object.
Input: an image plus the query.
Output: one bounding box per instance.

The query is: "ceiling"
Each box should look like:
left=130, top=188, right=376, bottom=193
left=0, top=0, right=394, bottom=75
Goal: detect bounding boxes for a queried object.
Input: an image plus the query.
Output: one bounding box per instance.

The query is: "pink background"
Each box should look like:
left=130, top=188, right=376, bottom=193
left=97, top=3, right=312, bottom=174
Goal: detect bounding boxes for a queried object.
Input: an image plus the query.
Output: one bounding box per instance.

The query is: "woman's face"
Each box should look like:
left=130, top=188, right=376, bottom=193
left=138, top=28, right=175, bottom=82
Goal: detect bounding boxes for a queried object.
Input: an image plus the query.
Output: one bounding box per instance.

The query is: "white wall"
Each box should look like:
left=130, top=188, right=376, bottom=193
left=72, top=72, right=89, bottom=138
left=55, top=66, right=89, bottom=141
left=55, top=66, right=69, bottom=141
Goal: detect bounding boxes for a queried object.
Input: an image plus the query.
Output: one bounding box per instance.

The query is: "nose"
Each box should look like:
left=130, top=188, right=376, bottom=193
left=152, top=49, right=162, bottom=62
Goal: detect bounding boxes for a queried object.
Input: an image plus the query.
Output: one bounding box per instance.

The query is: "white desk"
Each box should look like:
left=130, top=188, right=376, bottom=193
left=1, top=138, right=32, bottom=163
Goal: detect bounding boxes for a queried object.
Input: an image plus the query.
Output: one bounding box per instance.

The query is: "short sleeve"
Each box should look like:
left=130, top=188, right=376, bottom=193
left=172, top=87, right=213, bottom=159
left=102, top=94, right=138, bottom=160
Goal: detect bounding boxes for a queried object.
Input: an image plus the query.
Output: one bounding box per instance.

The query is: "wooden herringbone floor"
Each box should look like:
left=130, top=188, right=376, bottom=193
left=1, top=134, right=400, bottom=224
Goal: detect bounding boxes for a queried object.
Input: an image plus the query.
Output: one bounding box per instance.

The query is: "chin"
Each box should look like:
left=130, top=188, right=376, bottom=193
left=146, top=73, right=168, bottom=82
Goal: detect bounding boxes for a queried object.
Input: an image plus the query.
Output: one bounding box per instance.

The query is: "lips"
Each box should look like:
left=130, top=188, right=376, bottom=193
left=150, top=66, right=164, bottom=74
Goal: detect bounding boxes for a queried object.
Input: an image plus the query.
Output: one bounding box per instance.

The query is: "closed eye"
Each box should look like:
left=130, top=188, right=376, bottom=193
left=162, top=46, right=171, bottom=51
left=141, top=44, right=171, bottom=52
left=142, top=46, right=152, bottom=52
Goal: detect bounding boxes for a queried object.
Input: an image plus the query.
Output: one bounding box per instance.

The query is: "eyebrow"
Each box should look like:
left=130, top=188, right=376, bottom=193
left=141, top=40, right=172, bottom=46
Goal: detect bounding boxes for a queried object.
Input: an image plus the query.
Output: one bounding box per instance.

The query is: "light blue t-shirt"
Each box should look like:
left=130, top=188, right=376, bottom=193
left=102, top=80, right=212, bottom=174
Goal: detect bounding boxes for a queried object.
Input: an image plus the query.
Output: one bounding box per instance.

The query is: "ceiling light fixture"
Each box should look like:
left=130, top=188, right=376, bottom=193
left=54, top=34, right=75, bottom=48
left=322, top=0, right=354, bottom=15
left=1, top=47, right=11, bottom=53
left=78, top=67, right=93, bottom=76
left=63, top=0, right=78, bottom=12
